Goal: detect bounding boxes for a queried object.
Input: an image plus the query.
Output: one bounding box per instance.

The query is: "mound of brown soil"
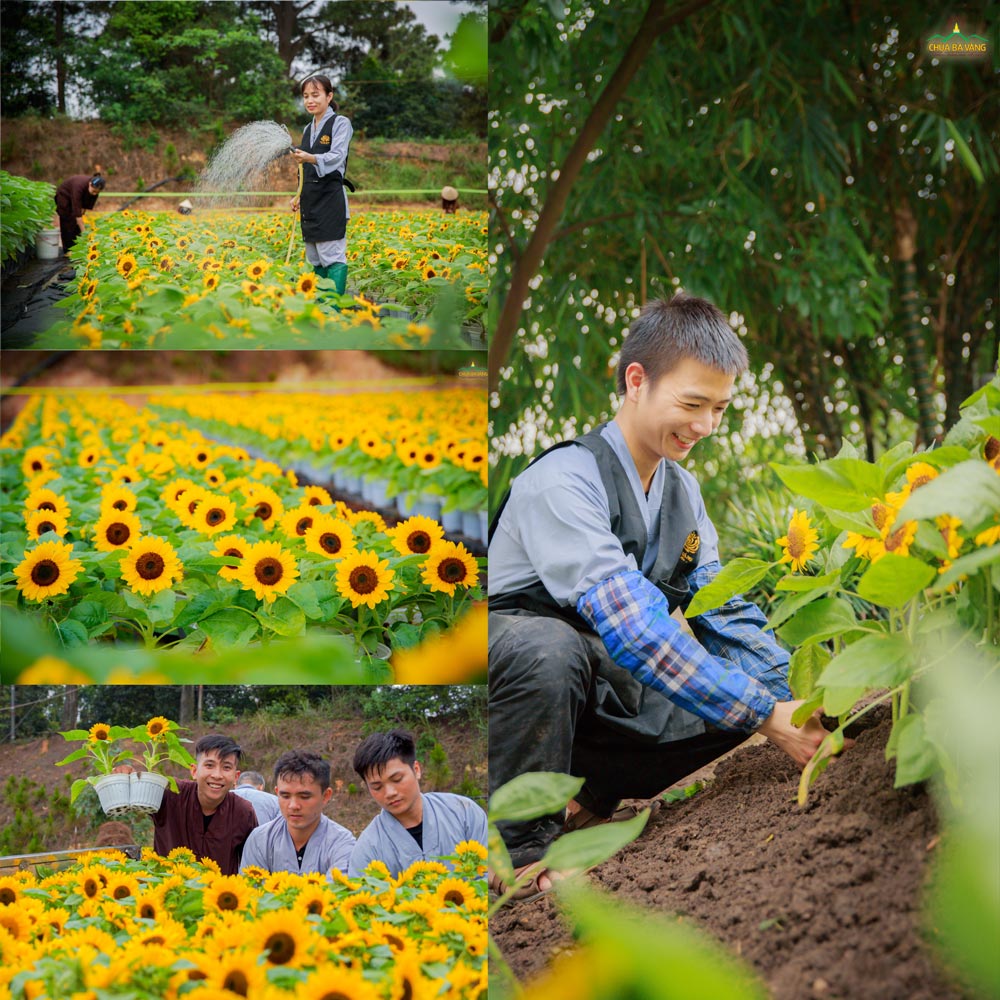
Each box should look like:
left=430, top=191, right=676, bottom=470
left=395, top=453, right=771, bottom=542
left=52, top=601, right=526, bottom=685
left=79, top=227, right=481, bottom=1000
left=492, top=711, right=966, bottom=999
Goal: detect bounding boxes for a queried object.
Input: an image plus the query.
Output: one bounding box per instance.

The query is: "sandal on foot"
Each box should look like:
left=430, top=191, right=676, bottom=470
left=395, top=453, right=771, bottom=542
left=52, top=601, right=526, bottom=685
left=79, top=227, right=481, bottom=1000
left=562, top=798, right=663, bottom=833
left=487, top=861, right=556, bottom=904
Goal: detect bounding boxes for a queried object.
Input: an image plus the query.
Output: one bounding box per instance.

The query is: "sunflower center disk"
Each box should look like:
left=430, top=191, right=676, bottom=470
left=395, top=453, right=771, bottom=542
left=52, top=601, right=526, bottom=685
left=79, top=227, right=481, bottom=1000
left=107, top=523, right=131, bottom=545
left=255, top=558, right=282, bottom=583
left=407, top=531, right=431, bottom=553
left=295, top=518, right=312, bottom=535
left=321, top=534, right=341, bottom=554
left=440, top=559, right=466, bottom=583
left=265, top=932, right=296, bottom=964
left=349, top=567, right=376, bottom=594
left=206, top=509, right=225, bottom=525
left=31, top=560, right=59, bottom=586
left=255, top=503, right=272, bottom=520
left=139, top=554, right=166, bottom=579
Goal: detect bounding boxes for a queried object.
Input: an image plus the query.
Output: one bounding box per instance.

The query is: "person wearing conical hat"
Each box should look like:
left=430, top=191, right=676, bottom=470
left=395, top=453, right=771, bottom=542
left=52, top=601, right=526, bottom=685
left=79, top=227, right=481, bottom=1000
left=441, top=185, right=459, bottom=213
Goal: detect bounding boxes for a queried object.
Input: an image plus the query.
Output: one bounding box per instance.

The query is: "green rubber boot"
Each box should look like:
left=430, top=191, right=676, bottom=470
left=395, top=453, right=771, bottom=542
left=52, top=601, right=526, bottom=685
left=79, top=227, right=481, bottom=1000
left=329, top=262, right=348, bottom=296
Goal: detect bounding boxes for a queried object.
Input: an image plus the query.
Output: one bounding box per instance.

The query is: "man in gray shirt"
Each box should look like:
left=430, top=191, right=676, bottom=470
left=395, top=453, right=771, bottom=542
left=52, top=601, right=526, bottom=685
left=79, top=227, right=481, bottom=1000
left=232, top=771, right=281, bottom=825
left=240, top=750, right=355, bottom=876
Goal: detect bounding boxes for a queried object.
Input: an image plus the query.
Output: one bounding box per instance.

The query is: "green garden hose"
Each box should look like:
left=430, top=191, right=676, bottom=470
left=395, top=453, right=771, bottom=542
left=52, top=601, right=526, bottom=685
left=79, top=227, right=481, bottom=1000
left=285, top=162, right=303, bottom=265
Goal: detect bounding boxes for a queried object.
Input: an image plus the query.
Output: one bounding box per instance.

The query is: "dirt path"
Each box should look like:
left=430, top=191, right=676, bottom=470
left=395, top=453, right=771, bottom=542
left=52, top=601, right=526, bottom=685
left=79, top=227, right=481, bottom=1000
left=491, top=710, right=969, bottom=1000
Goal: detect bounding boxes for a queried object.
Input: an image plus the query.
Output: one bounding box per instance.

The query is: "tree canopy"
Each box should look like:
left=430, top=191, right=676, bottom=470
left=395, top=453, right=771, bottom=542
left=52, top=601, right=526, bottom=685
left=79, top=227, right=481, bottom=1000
left=488, top=0, right=998, bottom=505
left=0, top=0, right=487, bottom=138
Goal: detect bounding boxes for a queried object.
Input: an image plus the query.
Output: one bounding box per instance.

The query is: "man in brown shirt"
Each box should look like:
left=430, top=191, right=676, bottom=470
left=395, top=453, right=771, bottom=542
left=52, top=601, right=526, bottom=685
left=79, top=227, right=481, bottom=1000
left=152, top=734, right=257, bottom=875
left=53, top=172, right=105, bottom=253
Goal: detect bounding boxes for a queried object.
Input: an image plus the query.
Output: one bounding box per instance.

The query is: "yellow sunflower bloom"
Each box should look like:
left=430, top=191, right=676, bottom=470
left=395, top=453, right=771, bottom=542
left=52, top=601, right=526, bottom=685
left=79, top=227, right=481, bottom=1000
left=24, top=487, right=71, bottom=521
left=243, top=485, right=284, bottom=528
left=235, top=540, right=300, bottom=603
left=247, top=259, right=270, bottom=280
left=202, top=875, right=252, bottom=914
left=301, top=485, right=333, bottom=507
left=25, top=508, right=68, bottom=539
left=21, top=445, right=56, bottom=477
left=16, top=655, right=92, bottom=684
left=387, top=515, right=445, bottom=556
left=101, top=484, right=138, bottom=513
left=420, top=541, right=479, bottom=595
left=88, top=723, right=112, bottom=743
left=120, top=537, right=184, bottom=596
left=905, top=461, right=939, bottom=490
left=14, top=540, right=84, bottom=602
left=776, top=509, right=820, bottom=573
left=303, top=515, right=357, bottom=560
left=251, top=910, right=311, bottom=967
left=335, top=549, right=395, bottom=609
left=293, top=967, right=383, bottom=1000
left=279, top=506, right=318, bottom=540
left=192, top=493, right=238, bottom=537
left=211, top=534, right=250, bottom=582
left=295, top=273, right=317, bottom=297
left=146, top=716, right=170, bottom=740
left=116, top=252, right=138, bottom=279
left=93, top=509, right=143, bottom=551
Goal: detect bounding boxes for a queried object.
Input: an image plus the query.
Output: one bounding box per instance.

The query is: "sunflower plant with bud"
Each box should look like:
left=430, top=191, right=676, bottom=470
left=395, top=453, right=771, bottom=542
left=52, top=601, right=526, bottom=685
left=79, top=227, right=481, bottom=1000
left=55, top=723, right=136, bottom=801
left=686, top=373, right=1000, bottom=804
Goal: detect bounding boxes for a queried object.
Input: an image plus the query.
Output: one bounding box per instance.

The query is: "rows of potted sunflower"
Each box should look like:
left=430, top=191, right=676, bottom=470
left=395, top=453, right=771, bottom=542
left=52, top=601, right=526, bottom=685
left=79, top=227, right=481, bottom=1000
left=0, top=844, right=488, bottom=999
left=34, top=208, right=486, bottom=350
left=687, top=374, right=1000, bottom=802
left=55, top=716, right=194, bottom=815
left=0, top=391, right=484, bottom=666
left=150, top=386, right=489, bottom=541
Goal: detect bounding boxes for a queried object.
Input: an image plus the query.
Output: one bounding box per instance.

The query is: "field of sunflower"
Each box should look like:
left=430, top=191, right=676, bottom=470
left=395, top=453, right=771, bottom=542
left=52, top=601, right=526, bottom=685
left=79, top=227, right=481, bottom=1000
left=0, top=389, right=485, bottom=671
left=32, top=209, right=487, bottom=350
left=0, top=845, right=487, bottom=999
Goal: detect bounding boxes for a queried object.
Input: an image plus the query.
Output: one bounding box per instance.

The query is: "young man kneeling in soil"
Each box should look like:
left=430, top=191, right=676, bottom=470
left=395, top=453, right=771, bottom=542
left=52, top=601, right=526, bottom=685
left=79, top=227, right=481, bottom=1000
left=348, top=730, right=488, bottom=878
left=488, top=293, right=845, bottom=901
left=240, top=750, right=355, bottom=876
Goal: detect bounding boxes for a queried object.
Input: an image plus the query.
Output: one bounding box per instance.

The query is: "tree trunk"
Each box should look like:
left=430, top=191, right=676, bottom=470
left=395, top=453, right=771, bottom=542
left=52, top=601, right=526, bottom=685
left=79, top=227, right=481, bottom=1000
left=179, top=686, right=195, bottom=726
left=893, top=200, right=939, bottom=445
left=60, top=686, right=79, bottom=730
left=54, top=2, right=66, bottom=114
left=488, top=0, right=712, bottom=391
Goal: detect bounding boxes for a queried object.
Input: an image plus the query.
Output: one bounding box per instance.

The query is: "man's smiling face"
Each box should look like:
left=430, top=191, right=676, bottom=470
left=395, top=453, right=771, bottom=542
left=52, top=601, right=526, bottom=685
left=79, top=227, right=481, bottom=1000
left=191, top=749, right=240, bottom=812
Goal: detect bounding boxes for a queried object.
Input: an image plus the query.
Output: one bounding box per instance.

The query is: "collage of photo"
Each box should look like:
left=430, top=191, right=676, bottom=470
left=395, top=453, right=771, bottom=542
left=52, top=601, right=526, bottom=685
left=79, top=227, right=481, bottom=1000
left=2, top=2, right=998, bottom=1000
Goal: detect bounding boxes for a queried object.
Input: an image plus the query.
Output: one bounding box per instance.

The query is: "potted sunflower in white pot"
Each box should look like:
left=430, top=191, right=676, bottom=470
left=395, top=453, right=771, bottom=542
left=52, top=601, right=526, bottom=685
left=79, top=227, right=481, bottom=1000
left=56, top=723, right=135, bottom=816
left=125, top=716, right=197, bottom=813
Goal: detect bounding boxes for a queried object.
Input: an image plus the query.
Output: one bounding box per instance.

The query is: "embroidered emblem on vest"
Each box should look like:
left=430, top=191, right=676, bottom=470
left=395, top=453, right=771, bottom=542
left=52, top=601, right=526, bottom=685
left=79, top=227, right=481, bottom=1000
left=680, top=530, right=700, bottom=563
left=319, top=135, right=331, bottom=144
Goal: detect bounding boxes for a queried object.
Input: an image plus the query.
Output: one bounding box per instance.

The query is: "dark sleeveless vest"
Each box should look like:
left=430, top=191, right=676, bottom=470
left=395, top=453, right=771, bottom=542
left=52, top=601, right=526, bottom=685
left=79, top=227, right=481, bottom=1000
left=300, top=115, right=350, bottom=242
left=489, top=424, right=702, bottom=627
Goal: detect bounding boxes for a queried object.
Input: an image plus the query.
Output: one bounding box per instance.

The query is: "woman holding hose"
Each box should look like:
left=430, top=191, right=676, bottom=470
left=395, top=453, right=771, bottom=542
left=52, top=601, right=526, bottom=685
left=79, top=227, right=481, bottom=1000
left=290, top=75, right=354, bottom=297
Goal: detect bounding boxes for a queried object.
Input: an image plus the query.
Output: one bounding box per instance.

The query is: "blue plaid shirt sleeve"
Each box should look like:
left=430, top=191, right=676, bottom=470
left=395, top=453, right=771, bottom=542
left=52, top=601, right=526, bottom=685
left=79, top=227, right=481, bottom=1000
left=576, top=569, right=778, bottom=732
left=683, top=561, right=793, bottom=701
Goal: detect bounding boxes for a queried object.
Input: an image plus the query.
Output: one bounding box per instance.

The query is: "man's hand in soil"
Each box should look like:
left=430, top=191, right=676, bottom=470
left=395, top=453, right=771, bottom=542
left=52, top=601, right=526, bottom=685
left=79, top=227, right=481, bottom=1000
left=757, top=700, right=832, bottom=768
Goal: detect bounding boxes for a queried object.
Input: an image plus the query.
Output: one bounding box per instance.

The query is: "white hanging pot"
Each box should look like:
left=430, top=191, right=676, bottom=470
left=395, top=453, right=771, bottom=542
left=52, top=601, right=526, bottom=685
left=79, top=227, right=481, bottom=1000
left=129, top=772, right=171, bottom=814
left=93, top=773, right=132, bottom=816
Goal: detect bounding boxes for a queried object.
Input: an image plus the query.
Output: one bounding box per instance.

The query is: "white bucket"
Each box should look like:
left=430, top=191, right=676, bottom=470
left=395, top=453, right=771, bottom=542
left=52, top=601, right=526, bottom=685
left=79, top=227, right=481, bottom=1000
left=35, top=229, right=62, bottom=259
left=94, top=773, right=132, bottom=816
left=130, top=771, right=170, bottom=814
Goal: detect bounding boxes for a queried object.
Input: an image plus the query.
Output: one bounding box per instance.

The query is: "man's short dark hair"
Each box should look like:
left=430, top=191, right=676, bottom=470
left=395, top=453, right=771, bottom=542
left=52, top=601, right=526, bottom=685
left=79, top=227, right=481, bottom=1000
left=237, top=771, right=265, bottom=789
left=194, top=734, right=243, bottom=764
left=274, top=750, right=330, bottom=791
left=615, top=293, right=748, bottom=394
left=353, top=730, right=417, bottom=782
left=90, top=175, right=105, bottom=190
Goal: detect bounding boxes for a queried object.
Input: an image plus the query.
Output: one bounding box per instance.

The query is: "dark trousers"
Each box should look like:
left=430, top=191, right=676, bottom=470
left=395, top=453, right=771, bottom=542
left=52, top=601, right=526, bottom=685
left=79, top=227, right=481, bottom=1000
left=57, top=214, right=80, bottom=254
left=489, top=609, right=746, bottom=867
